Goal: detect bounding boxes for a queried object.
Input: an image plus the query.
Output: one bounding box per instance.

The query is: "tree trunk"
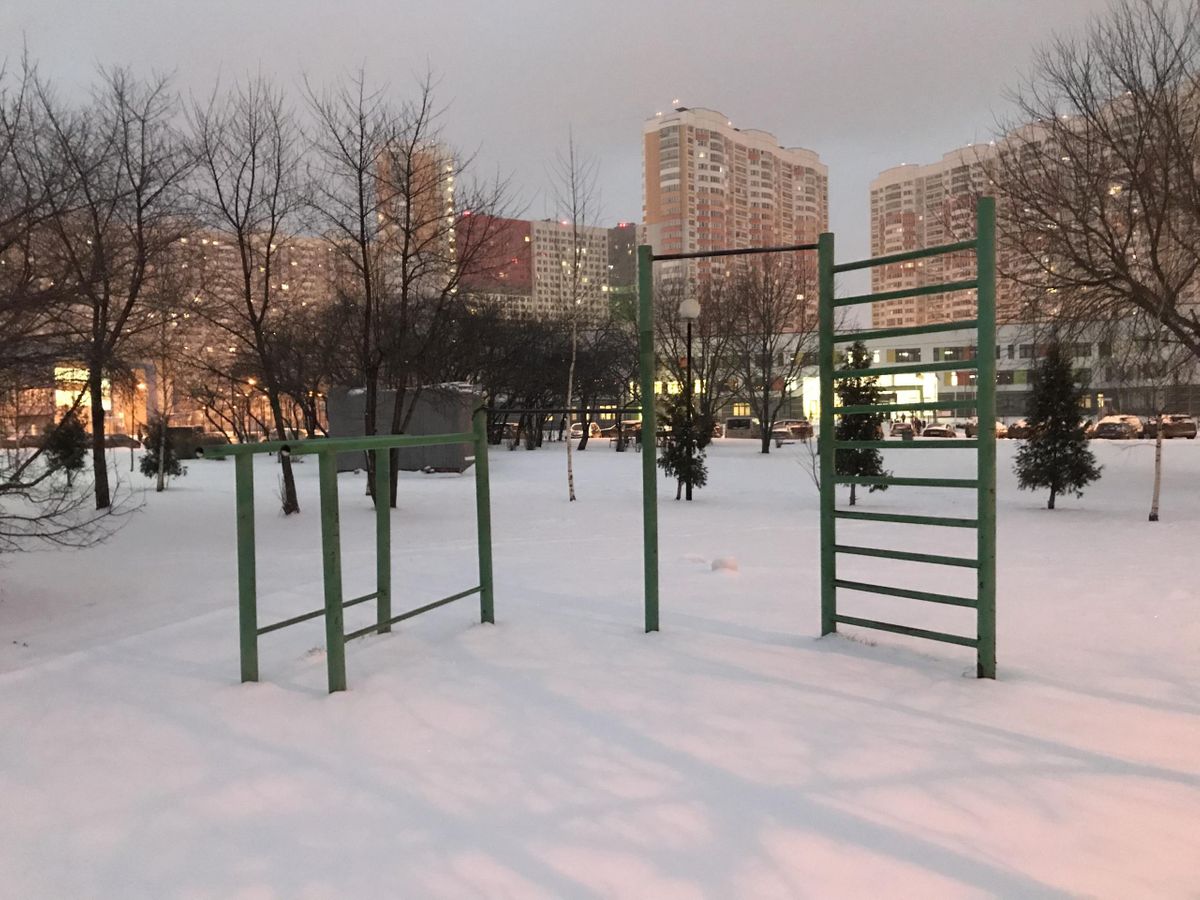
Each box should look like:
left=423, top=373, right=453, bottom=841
left=849, top=482, right=857, bottom=507
left=565, top=317, right=578, bottom=501
left=364, top=363, right=380, bottom=503
left=156, top=415, right=168, bottom=493
left=676, top=478, right=682, bottom=500
left=269, top=392, right=300, bottom=515
left=1149, top=412, right=1163, bottom=522
left=89, top=366, right=111, bottom=510
left=1048, top=489, right=1056, bottom=510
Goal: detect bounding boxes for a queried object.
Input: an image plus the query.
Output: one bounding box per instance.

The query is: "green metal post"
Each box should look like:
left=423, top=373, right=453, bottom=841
left=473, top=407, right=495, bottom=624
left=318, top=450, right=347, bottom=693
left=818, top=232, right=837, bottom=635
left=975, top=197, right=998, bottom=679
left=234, top=453, right=258, bottom=682
left=374, top=449, right=391, bottom=634
left=637, top=244, right=659, bottom=633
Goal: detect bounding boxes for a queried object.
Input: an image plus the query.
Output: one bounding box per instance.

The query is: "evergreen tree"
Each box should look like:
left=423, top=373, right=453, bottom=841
left=1015, top=341, right=1101, bottom=509
left=657, top=394, right=708, bottom=501
left=43, top=412, right=88, bottom=486
left=834, top=341, right=890, bottom=506
left=140, top=416, right=184, bottom=487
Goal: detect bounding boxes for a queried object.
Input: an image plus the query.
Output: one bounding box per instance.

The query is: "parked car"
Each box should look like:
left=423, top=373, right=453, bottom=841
left=922, top=423, right=958, bottom=438
left=106, top=433, right=142, bottom=449
left=569, top=421, right=603, bottom=439
left=711, top=421, right=725, bottom=439
left=1006, top=419, right=1033, bottom=440
left=167, top=426, right=231, bottom=458
left=773, top=418, right=814, bottom=440
left=723, top=416, right=761, bottom=439
left=1093, top=415, right=1141, bottom=439
left=890, top=420, right=914, bottom=438
left=1143, top=413, right=1198, bottom=439
left=965, top=419, right=1008, bottom=438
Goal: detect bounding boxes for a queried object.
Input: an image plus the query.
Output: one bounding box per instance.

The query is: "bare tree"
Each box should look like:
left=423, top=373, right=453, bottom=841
left=655, top=275, right=740, bottom=436
left=993, top=0, right=1200, bottom=361
left=191, top=76, right=305, bottom=514
left=727, top=257, right=817, bottom=453
left=21, top=68, right=192, bottom=509
left=550, top=131, right=602, bottom=500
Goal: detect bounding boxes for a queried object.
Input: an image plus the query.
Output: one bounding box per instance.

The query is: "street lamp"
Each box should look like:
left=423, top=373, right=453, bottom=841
left=679, top=296, right=701, bottom=501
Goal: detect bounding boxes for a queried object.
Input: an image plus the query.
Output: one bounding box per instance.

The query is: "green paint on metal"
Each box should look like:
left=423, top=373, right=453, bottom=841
left=473, top=408, right=495, bottom=625
left=839, top=399, right=976, bottom=416
left=256, top=592, right=378, bottom=636
left=374, top=449, right=392, bottom=634
left=318, top=450, right=347, bottom=693
left=206, top=430, right=477, bottom=458
left=835, top=510, right=978, bottom=528
left=344, top=586, right=483, bottom=642
left=834, top=615, right=979, bottom=648
left=834, top=547, right=979, bottom=570
left=833, top=238, right=976, bottom=273
left=818, top=232, right=837, bottom=636
left=832, top=318, right=979, bottom=344
left=832, top=439, right=980, bottom=450
left=835, top=476, right=978, bottom=488
left=833, top=358, right=979, bottom=380
left=638, top=245, right=660, bottom=633
left=835, top=578, right=976, bottom=606
left=833, top=278, right=978, bottom=308
left=234, top=453, right=258, bottom=683
left=975, top=197, right=998, bottom=679
left=818, top=201, right=998, bottom=677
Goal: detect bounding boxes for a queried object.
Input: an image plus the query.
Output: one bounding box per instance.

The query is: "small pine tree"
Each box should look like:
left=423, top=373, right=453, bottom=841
left=140, top=416, right=184, bottom=486
left=834, top=341, right=890, bottom=506
left=43, top=411, right=88, bottom=485
left=657, top=394, right=708, bottom=501
left=1015, top=341, right=1101, bottom=509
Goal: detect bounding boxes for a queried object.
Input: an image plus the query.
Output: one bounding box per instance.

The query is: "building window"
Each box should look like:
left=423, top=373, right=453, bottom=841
left=1019, top=344, right=1036, bottom=359
left=732, top=402, right=751, bottom=416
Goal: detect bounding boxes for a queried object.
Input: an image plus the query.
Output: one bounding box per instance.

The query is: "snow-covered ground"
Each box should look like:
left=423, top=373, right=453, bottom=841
left=1, top=437, right=1198, bottom=898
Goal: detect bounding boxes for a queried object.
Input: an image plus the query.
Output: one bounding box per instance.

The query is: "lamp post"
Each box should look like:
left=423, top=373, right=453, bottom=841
left=678, top=296, right=701, bottom=500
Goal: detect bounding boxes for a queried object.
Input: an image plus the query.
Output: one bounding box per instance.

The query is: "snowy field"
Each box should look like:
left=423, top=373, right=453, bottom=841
left=1, top=436, right=1199, bottom=898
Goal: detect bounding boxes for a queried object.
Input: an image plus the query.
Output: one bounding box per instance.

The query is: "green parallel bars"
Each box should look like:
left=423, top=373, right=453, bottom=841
left=319, top=450, right=347, bottom=693
left=637, top=245, right=660, bottom=633
left=975, top=196, right=998, bottom=679
left=818, top=231, right=837, bottom=636
left=235, top=454, right=258, bottom=682
left=374, top=449, right=391, bottom=634
left=473, top=408, right=495, bottom=624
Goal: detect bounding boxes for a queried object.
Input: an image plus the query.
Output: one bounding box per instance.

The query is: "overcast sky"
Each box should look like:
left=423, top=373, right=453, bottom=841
left=3, top=0, right=1114, bottom=271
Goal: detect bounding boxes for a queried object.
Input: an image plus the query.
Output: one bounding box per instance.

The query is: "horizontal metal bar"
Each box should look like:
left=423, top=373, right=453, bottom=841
left=834, top=279, right=978, bottom=309
left=836, top=577, right=977, bottom=606
left=343, top=586, right=482, bottom=642
left=834, top=614, right=979, bottom=648
left=833, top=239, right=977, bottom=273
left=485, top=407, right=642, bottom=416
left=839, top=399, right=976, bottom=415
left=834, top=548, right=979, bottom=571
left=835, top=476, right=978, bottom=488
left=833, top=439, right=980, bottom=450
left=207, top=431, right=478, bottom=458
left=652, top=242, right=818, bottom=262
left=832, top=318, right=979, bottom=344
left=255, top=590, right=380, bottom=636
left=835, top=510, right=978, bottom=528
left=834, top=359, right=978, bottom=380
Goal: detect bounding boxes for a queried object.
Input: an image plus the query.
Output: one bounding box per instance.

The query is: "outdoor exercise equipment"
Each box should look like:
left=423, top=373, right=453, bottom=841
left=207, top=411, right=494, bottom=693
left=817, top=196, right=998, bottom=678
left=210, top=198, right=997, bottom=692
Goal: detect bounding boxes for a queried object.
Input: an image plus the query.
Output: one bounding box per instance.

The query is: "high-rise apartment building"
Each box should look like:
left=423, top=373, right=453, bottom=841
left=869, top=143, right=1026, bottom=328
left=642, top=106, right=828, bottom=286
left=459, top=215, right=617, bottom=321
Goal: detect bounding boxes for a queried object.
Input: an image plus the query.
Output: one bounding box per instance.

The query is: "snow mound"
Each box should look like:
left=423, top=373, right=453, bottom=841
left=711, top=556, right=739, bottom=573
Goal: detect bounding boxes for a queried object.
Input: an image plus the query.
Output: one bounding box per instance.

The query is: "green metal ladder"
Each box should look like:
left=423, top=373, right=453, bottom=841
left=818, top=196, right=997, bottom=678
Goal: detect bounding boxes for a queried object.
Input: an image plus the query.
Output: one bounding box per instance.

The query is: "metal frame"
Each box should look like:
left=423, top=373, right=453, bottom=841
left=208, top=408, right=495, bottom=693
left=818, top=197, right=997, bottom=678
